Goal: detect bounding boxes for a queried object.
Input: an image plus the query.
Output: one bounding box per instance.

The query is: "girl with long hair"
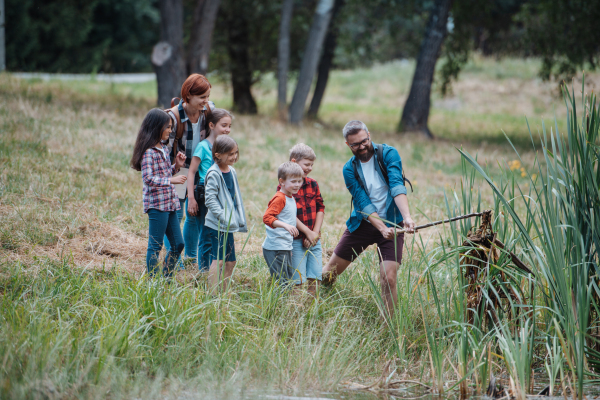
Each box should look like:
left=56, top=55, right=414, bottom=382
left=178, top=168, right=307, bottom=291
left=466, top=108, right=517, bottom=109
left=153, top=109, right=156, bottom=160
left=131, top=109, right=187, bottom=277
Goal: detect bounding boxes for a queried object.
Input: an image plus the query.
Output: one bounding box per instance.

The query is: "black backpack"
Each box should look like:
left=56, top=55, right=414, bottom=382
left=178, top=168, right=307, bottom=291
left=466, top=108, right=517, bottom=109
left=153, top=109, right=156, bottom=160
left=350, top=143, right=412, bottom=213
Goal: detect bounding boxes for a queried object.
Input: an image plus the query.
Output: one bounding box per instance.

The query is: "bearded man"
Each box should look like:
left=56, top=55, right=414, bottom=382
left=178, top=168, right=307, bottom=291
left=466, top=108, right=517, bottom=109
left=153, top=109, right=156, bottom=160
left=323, top=120, right=415, bottom=316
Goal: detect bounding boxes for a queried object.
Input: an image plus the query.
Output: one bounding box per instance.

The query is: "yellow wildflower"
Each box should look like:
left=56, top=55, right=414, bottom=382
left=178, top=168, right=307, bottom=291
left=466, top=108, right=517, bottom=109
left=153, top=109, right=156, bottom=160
left=508, top=160, right=521, bottom=171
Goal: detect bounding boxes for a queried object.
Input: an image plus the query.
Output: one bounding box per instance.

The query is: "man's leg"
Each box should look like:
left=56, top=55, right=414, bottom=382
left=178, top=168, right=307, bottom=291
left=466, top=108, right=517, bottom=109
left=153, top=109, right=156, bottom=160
left=323, top=224, right=373, bottom=285
left=380, top=261, right=399, bottom=317
left=377, top=232, right=405, bottom=317
left=322, top=253, right=352, bottom=285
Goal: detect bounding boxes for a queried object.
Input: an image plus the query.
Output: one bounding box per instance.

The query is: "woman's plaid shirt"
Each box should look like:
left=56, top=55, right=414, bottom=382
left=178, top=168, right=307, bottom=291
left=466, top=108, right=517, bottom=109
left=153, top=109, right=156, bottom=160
left=141, top=146, right=181, bottom=213
left=277, top=176, right=325, bottom=241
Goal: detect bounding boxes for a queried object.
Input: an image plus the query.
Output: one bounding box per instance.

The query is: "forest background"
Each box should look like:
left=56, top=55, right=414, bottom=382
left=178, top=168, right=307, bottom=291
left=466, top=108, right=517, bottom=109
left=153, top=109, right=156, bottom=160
left=5, top=0, right=600, bottom=134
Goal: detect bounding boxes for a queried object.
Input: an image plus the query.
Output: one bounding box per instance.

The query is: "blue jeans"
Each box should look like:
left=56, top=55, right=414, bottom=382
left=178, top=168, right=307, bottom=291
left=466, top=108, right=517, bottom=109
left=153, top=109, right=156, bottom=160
left=164, top=198, right=211, bottom=271
left=183, top=200, right=212, bottom=271
left=163, top=198, right=186, bottom=257
left=291, top=239, right=322, bottom=284
left=147, top=208, right=185, bottom=277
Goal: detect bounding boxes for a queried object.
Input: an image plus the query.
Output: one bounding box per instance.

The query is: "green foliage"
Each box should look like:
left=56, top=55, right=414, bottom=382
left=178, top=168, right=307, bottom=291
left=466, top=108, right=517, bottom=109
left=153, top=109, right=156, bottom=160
left=518, top=0, right=600, bottom=82
left=6, top=0, right=159, bottom=73
left=439, top=0, right=527, bottom=96
left=495, top=319, right=535, bottom=400
left=209, top=0, right=317, bottom=81
left=459, top=78, right=600, bottom=398
left=334, top=0, right=430, bottom=66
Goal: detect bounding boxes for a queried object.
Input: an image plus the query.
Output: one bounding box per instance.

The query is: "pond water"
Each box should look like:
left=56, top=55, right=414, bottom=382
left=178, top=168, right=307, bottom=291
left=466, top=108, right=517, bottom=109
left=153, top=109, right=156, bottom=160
left=176, top=382, right=600, bottom=400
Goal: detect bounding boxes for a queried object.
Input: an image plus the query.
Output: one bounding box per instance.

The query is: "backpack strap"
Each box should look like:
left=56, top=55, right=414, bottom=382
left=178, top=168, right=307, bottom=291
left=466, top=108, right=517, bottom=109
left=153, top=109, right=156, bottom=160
left=375, top=144, right=389, bottom=184
left=375, top=143, right=413, bottom=192
left=165, top=98, right=185, bottom=160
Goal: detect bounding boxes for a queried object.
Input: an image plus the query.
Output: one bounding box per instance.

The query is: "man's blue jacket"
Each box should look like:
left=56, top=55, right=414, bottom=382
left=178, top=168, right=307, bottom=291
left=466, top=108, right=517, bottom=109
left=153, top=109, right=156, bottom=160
left=343, top=143, right=407, bottom=232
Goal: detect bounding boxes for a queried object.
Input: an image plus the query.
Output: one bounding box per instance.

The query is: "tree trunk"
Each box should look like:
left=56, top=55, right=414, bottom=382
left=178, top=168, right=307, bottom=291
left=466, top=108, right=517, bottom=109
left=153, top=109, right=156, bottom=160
left=227, top=6, right=257, bottom=114
left=0, top=0, right=5, bottom=71
left=289, top=0, right=335, bottom=124
left=187, top=0, right=221, bottom=76
left=398, top=0, right=454, bottom=138
left=307, top=0, right=344, bottom=119
left=152, top=0, right=186, bottom=108
left=277, top=0, right=294, bottom=120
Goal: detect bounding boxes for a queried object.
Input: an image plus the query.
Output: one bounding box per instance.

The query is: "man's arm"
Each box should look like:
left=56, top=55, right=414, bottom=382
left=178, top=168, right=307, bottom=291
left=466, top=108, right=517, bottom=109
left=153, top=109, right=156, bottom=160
left=343, top=163, right=376, bottom=220
left=382, top=145, right=408, bottom=198
left=394, top=194, right=415, bottom=233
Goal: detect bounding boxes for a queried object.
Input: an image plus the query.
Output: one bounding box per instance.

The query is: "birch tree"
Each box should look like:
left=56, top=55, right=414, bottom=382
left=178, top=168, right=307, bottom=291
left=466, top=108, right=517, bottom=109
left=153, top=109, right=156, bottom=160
left=307, top=0, right=344, bottom=119
left=187, top=0, right=222, bottom=75
left=277, top=0, right=294, bottom=119
left=288, top=0, right=335, bottom=124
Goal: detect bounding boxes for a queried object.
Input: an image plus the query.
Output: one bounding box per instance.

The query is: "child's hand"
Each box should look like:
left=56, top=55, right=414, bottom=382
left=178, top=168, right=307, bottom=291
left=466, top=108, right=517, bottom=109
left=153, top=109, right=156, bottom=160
left=303, top=239, right=312, bottom=248
left=305, top=230, right=319, bottom=246
left=174, top=151, right=186, bottom=169
left=188, top=198, right=198, bottom=216
left=171, top=175, right=187, bottom=185
left=283, top=223, right=299, bottom=237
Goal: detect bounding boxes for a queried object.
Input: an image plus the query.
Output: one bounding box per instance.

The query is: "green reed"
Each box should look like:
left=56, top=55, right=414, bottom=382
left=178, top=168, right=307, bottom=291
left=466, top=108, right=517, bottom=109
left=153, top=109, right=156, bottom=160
left=459, top=77, right=600, bottom=399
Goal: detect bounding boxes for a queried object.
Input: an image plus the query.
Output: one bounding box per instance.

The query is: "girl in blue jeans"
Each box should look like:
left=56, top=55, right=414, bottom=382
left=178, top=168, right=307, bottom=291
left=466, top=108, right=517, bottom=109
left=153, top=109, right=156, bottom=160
left=186, top=109, right=233, bottom=272
left=130, top=109, right=187, bottom=277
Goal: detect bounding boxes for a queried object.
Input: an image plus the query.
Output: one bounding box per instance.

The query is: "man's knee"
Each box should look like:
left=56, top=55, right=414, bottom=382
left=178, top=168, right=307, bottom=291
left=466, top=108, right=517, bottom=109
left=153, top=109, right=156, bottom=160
left=380, top=263, right=398, bottom=285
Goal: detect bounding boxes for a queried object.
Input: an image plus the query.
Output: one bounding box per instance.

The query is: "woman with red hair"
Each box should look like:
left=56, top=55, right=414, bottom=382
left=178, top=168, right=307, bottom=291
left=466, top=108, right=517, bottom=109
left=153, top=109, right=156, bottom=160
left=164, top=74, right=215, bottom=271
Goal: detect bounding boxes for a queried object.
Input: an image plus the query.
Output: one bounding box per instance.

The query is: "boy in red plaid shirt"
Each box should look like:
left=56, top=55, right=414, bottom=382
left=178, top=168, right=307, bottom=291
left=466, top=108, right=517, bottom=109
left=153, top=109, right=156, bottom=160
left=277, top=143, right=325, bottom=295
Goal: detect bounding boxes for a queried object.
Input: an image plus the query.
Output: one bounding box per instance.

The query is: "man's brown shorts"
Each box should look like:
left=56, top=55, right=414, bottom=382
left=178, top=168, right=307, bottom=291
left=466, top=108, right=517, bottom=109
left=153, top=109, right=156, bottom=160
left=334, top=221, right=405, bottom=263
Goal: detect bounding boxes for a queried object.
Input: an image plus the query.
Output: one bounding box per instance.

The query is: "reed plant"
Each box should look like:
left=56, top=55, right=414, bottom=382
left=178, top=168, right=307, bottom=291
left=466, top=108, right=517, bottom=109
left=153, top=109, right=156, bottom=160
left=459, top=78, right=600, bottom=398
left=545, top=330, right=566, bottom=397
left=495, top=319, right=535, bottom=400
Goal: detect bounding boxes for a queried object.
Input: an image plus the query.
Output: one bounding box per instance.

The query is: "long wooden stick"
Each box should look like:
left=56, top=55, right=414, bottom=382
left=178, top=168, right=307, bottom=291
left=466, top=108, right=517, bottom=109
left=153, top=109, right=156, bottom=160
left=411, top=211, right=489, bottom=232
left=358, top=210, right=490, bottom=232
left=389, top=210, right=490, bottom=233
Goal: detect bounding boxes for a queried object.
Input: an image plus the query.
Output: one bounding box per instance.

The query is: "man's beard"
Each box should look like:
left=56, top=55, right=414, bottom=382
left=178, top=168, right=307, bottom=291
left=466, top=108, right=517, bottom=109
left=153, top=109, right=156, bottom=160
left=353, top=143, right=375, bottom=162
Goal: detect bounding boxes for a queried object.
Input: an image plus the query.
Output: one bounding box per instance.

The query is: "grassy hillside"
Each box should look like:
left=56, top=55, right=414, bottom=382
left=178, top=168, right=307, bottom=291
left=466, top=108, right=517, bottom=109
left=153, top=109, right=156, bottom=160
left=0, top=58, right=594, bottom=399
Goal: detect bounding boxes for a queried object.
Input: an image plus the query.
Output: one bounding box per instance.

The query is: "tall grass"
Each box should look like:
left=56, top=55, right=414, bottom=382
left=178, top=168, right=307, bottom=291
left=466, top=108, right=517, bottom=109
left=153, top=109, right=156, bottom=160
left=459, top=79, right=600, bottom=398
left=2, top=67, right=599, bottom=397
left=0, top=257, right=398, bottom=398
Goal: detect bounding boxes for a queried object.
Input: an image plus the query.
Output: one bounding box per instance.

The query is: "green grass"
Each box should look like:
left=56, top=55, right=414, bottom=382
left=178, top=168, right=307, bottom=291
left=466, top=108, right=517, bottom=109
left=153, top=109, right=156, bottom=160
left=1, top=58, right=598, bottom=398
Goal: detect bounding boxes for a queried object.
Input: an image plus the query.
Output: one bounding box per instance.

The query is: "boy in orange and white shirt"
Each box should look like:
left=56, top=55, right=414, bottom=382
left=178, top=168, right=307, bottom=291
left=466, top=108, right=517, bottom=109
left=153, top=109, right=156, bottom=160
left=262, top=162, right=304, bottom=284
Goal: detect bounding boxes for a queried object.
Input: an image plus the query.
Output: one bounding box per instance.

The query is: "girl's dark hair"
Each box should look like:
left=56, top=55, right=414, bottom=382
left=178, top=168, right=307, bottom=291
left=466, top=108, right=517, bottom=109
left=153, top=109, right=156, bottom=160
left=130, top=108, right=171, bottom=171
left=206, top=108, right=233, bottom=138
left=212, top=135, right=238, bottom=164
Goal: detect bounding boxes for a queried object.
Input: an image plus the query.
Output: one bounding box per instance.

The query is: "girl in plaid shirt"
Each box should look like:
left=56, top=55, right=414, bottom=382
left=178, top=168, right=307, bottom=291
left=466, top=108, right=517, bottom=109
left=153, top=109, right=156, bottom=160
left=131, top=109, right=187, bottom=278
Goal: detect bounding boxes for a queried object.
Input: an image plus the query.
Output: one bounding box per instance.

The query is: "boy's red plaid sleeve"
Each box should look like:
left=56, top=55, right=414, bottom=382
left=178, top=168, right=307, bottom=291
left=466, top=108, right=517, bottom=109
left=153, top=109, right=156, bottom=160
left=314, top=181, right=325, bottom=213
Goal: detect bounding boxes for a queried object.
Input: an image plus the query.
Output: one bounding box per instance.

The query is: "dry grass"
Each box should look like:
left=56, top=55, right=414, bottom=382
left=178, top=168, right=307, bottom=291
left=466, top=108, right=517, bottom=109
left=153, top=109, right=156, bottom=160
left=0, top=60, right=577, bottom=397
left=0, top=60, right=555, bottom=276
